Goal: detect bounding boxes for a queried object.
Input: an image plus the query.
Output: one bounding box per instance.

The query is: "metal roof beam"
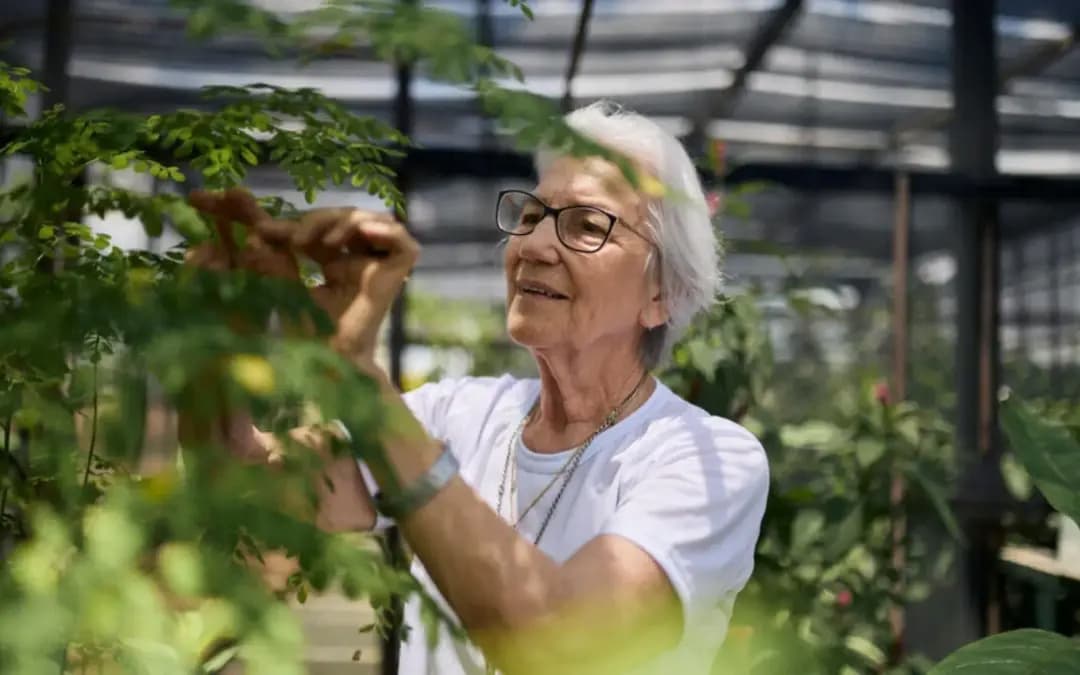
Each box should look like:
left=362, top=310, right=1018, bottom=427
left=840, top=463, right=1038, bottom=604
left=890, top=23, right=1080, bottom=145
left=561, top=0, right=596, bottom=113
left=695, top=0, right=803, bottom=126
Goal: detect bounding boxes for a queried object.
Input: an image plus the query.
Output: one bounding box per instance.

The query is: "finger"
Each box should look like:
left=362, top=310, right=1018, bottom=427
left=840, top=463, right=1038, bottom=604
left=251, top=217, right=296, bottom=243
left=255, top=208, right=392, bottom=243
left=236, top=234, right=301, bottom=280
left=221, top=188, right=271, bottom=231
left=184, top=241, right=231, bottom=271
left=187, top=189, right=220, bottom=215
left=348, top=218, right=418, bottom=266
left=293, top=218, right=339, bottom=249
left=320, top=221, right=358, bottom=250
left=188, top=190, right=238, bottom=264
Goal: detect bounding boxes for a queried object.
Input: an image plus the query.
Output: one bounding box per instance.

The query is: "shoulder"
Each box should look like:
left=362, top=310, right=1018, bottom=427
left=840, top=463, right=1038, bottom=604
left=632, top=385, right=770, bottom=490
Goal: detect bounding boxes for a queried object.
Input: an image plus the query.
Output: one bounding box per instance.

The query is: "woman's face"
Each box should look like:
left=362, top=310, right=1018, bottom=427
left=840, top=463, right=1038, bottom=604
left=503, top=155, right=666, bottom=359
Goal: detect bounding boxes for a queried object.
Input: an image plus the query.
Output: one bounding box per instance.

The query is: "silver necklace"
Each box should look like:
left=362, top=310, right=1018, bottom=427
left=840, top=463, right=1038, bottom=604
left=495, top=372, right=650, bottom=545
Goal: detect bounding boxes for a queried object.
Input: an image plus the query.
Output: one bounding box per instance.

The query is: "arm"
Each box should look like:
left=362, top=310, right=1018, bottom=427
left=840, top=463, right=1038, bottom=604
left=356, top=363, right=684, bottom=675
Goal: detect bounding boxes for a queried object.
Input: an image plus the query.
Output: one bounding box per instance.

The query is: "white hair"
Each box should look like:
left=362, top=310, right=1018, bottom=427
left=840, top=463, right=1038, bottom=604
left=534, top=100, right=724, bottom=369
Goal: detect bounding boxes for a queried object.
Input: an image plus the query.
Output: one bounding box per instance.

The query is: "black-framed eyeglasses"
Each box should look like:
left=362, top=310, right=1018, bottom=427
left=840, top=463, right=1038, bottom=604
left=495, top=189, right=622, bottom=253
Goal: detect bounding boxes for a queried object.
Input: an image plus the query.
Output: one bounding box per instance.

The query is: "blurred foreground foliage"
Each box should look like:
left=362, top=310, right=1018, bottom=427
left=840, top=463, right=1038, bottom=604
left=0, top=0, right=634, bottom=672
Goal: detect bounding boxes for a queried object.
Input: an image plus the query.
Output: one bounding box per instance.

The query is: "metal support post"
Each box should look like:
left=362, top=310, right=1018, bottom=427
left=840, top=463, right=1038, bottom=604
left=950, top=0, right=1005, bottom=642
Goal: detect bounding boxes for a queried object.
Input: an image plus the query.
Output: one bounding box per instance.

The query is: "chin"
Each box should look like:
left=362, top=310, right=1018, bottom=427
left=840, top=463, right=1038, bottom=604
left=506, top=308, right=558, bottom=350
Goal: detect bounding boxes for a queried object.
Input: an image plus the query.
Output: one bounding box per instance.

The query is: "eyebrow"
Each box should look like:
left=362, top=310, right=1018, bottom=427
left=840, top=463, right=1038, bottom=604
left=533, top=191, right=623, bottom=216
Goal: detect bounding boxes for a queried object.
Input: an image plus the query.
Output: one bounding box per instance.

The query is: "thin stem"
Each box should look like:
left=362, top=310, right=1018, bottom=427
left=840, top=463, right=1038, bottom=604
left=1, top=411, right=26, bottom=484
left=1, top=414, right=11, bottom=534
left=82, top=351, right=99, bottom=487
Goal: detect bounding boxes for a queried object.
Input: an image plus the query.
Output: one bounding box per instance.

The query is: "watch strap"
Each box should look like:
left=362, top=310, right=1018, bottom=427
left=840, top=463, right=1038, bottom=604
left=373, top=445, right=459, bottom=520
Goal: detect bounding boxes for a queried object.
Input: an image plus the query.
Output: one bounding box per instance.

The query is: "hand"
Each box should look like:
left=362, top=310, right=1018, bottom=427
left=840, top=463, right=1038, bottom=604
left=183, top=189, right=419, bottom=366
left=252, top=206, right=419, bottom=364
left=184, top=188, right=300, bottom=281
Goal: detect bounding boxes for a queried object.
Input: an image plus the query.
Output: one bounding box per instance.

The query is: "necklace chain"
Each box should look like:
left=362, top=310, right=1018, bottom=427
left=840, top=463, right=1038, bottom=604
left=486, top=373, right=650, bottom=675
left=495, top=372, right=650, bottom=545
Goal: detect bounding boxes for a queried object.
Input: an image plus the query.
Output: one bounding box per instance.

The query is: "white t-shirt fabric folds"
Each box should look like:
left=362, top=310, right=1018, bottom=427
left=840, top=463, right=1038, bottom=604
left=359, top=375, right=769, bottom=675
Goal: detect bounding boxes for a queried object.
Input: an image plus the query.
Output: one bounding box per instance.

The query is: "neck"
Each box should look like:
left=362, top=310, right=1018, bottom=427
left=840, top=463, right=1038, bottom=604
left=525, top=340, right=654, bottom=453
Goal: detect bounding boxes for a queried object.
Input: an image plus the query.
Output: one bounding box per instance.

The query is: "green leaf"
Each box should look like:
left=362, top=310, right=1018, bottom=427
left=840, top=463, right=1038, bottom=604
left=845, top=634, right=886, bottom=667
left=1001, top=395, right=1080, bottom=523
left=910, top=466, right=966, bottom=545
left=686, top=339, right=723, bottom=378
left=159, top=543, right=205, bottom=597
left=143, top=210, right=164, bottom=237
left=1000, top=452, right=1034, bottom=502
left=930, top=629, right=1080, bottom=675
left=854, top=439, right=885, bottom=468
left=37, top=225, right=55, bottom=239
left=167, top=200, right=211, bottom=241
left=101, top=362, right=148, bottom=465
left=790, top=509, right=825, bottom=554
left=825, top=503, right=863, bottom=561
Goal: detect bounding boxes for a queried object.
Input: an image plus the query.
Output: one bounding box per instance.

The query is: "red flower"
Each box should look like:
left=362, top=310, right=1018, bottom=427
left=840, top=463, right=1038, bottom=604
left=836, top=589, right=853, bottom=607
left=873, top=381, right=890, bottom=406
left=706, top=191, right=722, bottom=217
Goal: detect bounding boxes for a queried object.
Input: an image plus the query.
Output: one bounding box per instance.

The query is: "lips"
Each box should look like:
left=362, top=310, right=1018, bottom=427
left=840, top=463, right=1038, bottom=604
left=517, top=279, right=569, bottom=300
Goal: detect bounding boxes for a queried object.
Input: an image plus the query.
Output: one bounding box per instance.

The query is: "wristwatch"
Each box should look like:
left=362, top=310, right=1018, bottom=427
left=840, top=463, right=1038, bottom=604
left=331, top=419, right=459, bottom=520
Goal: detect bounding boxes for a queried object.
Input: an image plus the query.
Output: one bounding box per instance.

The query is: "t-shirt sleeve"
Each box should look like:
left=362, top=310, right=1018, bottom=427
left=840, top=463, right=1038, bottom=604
left=599, top=417, right=769, bottom=631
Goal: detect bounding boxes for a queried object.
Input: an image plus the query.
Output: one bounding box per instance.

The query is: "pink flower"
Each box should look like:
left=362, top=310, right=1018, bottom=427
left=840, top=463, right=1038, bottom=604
left=706, top=191, right=722, bottom=217
left=836, top=589, right=853, bottom=607
left=873, top=381, right=890, bottom=406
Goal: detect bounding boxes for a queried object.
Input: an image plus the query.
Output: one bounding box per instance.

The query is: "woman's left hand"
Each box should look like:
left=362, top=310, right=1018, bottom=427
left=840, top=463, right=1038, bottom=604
left=252, top=206, right=419, bottom=365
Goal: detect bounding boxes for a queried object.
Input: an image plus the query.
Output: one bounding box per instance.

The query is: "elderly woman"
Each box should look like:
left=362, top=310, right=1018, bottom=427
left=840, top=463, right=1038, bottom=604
left=187, top=102, right=769, bottom=675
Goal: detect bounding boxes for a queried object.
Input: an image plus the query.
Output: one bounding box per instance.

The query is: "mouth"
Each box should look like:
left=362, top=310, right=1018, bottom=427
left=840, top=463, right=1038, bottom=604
left=517, top=280, right=569, bottom=300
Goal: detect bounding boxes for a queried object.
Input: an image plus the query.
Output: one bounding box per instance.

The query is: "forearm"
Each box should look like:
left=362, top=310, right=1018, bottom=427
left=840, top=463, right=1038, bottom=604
left=356, top=367, right=565, bottom=634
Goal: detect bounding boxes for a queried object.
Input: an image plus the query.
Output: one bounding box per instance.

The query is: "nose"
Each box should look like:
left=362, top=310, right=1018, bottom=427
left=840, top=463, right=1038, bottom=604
left=516, top=214, right=561, bottom=264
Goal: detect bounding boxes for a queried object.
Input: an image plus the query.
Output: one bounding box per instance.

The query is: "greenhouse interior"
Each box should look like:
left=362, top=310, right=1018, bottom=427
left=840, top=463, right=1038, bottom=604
left=3, top=0, right=1080, bottom=674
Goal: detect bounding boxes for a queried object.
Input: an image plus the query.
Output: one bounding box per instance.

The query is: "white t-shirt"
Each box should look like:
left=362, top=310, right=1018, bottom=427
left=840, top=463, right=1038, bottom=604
left=361, top=375, right=769, bottom=675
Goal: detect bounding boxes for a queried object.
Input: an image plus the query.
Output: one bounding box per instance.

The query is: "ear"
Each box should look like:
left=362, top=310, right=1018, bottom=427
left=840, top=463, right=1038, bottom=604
left=638, top=265, right=668, bottom=330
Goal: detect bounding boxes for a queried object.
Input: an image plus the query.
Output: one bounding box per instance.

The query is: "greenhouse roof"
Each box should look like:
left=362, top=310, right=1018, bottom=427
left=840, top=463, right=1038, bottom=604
left=5, top=0, right=1080, bottom=277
